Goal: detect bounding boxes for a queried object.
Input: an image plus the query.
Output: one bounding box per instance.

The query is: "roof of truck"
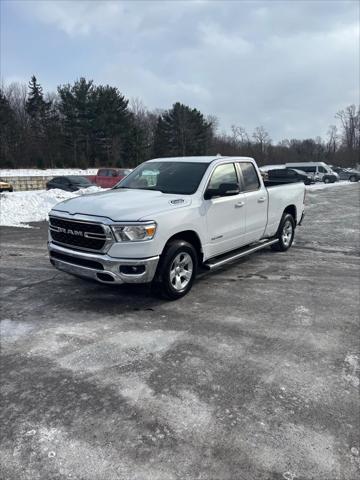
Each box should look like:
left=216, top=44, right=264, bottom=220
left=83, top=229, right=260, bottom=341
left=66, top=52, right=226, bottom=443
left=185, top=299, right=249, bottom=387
left=147, top=156, right=254, bottom=164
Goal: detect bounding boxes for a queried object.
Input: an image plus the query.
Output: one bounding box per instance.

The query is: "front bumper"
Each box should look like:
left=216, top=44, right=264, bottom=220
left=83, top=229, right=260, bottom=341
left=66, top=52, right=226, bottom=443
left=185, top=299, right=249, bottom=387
left=48, top=242, right=159, bottom=284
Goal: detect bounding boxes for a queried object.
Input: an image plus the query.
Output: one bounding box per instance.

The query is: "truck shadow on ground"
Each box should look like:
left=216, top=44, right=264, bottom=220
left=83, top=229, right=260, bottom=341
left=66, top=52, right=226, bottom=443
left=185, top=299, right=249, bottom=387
left=45, top=250, right=273, bottom=315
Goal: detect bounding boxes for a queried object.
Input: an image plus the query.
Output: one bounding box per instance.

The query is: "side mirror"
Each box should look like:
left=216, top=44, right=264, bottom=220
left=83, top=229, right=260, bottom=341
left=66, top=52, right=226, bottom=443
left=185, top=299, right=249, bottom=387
left=205, top=182, right=240, bottom=199
left=219, top=183, right=240, bottom=196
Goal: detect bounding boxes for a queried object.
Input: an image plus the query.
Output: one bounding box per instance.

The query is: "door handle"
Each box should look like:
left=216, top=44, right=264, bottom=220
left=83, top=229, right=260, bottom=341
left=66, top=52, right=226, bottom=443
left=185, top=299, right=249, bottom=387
left=235, top=201, right=245, bottom=208
left=258, top=197, right=266, bottom=203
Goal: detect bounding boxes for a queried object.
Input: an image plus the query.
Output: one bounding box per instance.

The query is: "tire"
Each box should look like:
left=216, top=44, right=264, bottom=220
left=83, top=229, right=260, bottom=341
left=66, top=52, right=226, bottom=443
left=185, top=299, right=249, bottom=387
left=349, top=175, right=357, bottom=182
left=323, top=177, right=330, bottom=184
left=271, top=213, right=295, bottom=252
left=152, top=240, right=197, bottom=300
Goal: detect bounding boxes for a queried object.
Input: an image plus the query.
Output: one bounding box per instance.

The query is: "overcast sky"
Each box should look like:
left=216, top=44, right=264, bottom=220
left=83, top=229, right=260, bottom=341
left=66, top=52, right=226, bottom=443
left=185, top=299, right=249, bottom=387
left=1, top=0, right=359, bottom=142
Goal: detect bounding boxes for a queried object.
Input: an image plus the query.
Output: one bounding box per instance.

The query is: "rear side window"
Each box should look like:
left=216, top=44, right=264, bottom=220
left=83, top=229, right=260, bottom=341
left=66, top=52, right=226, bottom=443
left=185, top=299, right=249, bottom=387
left=295, top=166, right=316, bottom=173
left=98, top=169, right=107, bottom=176
left=239, top=163, right=260, bottom=191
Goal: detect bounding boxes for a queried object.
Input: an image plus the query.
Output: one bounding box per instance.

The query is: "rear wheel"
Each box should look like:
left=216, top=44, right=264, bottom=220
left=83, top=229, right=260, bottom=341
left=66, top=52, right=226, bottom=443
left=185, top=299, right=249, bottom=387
left=271, top=213, right=295, bottom=252
left=349, top=175, right=357, bottom=182
left=152, top=240, right=197, bottom=300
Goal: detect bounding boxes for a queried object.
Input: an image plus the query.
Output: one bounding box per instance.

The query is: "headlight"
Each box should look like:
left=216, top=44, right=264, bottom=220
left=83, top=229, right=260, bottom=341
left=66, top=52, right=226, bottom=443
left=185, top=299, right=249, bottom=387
left=111, top=223, right=156, bottom=242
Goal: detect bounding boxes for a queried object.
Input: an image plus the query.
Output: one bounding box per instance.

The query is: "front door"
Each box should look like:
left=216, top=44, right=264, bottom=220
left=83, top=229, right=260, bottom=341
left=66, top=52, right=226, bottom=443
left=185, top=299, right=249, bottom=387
left=204, top=163, right=246, bottom=259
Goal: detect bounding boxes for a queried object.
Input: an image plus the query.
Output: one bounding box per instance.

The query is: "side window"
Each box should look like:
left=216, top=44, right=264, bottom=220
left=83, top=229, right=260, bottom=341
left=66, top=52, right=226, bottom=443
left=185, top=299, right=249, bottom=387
left=207, top=163, right=238, bottom=192
left=98, top=169, right=107, bottom=176
left=318, top=166, right=326, bottom=173
left=302, top=166, right=316, bottom=173
left=240, top=163, right=260, bottom=191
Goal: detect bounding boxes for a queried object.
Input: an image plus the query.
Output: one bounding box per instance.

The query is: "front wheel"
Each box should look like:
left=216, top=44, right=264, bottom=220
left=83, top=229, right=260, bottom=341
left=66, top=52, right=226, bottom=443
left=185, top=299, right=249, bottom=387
left=152, top=240, right=197, bottom=300
left=323, top=177, right=330, bottom=184
left=349, top=175, right=357, bottom=182
left=271, top=213, right=295, bottom=252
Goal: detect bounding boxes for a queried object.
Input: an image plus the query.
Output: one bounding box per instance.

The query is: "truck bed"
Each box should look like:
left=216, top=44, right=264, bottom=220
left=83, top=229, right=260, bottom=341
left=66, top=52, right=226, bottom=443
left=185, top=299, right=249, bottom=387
left=264, top=179, right=305, bottom=187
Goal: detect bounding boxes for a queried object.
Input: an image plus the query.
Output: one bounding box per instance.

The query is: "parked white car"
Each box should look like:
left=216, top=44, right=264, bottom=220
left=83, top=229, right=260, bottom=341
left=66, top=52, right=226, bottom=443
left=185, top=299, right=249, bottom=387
left=48, top=156, right=305, bottom=299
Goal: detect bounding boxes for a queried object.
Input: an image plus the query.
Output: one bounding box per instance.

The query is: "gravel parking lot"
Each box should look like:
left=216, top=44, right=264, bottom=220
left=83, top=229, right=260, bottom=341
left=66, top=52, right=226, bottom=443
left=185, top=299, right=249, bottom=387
left=1, top=184, right=359, bottom=480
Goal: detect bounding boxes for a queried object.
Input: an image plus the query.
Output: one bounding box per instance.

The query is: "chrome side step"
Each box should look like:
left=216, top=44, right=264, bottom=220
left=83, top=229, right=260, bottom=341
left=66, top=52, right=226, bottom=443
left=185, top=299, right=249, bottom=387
left=203, top=238, right=279, bottom=271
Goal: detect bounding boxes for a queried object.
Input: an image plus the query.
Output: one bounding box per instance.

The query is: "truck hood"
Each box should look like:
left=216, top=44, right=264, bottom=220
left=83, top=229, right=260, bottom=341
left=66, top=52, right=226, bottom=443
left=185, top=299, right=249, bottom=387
left=51, top=188, right=192, bottom=221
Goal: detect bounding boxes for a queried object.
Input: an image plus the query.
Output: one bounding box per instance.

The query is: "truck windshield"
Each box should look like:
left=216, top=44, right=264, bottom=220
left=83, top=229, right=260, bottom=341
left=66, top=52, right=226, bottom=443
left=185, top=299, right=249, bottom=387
left=115, top=161, right=209, bottom=194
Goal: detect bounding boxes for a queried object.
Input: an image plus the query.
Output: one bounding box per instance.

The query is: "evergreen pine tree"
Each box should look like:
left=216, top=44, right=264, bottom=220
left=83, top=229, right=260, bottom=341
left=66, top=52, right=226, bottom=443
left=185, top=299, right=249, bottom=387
left=58, top=78, right=95, bottom=166
left=26, top=76, right=49, bottom=122
left=153, top=102, right=212, bottom=157
left=0, top=90, right=18, bottom=167
left=25, top=76, right=51, bottom=167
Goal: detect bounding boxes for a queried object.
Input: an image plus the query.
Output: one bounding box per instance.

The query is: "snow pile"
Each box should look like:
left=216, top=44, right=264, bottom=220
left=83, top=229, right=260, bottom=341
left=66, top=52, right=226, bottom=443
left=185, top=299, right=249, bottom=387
left=306, top=180, right=355, bottom=190
left=0, top=186, right=103, bottom=228
left=0, top=168, right=98, bottom=177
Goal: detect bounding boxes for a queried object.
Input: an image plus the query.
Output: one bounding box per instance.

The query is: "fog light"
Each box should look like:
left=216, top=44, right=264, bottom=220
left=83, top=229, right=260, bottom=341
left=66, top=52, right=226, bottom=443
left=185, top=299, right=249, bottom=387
left=120, top=265, right=146, bottom=275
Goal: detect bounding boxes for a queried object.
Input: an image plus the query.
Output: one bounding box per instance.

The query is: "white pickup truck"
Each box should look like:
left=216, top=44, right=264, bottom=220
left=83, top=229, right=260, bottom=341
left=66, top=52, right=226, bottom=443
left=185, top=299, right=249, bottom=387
left=48, top=156, right=305, bottom=299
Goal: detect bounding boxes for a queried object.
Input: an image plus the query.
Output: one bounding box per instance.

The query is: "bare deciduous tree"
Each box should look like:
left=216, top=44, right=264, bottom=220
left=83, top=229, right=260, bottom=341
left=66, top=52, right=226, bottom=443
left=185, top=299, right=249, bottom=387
left=232, top=125, right=250, bottom=142
left=336, top=105, right=360, bottom=151
left=326, top=125, right=338, bottom=156
left=252, top=126, right=271, bottom=162
left=5, top=82, right=28, bottom=127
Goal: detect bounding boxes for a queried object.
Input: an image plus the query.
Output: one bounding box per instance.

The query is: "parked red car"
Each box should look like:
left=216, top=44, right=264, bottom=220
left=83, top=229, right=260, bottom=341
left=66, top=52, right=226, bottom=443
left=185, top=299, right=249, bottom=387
left=91, top=168, right=132, bottom=188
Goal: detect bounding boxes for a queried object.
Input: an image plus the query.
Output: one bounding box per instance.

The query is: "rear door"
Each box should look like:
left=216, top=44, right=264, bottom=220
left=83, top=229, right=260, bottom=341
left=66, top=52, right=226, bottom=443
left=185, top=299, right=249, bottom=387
left=238, top=162, right=267, bottom=244
left=204, top=162, right=246, bottom=258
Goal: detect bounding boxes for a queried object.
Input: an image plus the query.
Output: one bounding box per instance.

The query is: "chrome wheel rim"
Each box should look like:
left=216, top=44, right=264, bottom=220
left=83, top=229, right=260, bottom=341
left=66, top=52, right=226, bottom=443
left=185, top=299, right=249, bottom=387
left=170, top=252, right=193, bottom=291
left=282, top=220, right=293, bottom=247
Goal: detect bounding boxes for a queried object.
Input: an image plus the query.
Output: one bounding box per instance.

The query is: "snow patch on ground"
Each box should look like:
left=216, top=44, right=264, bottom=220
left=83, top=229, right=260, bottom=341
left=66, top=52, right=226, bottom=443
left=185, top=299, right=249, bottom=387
left=306, top=180, right=355, bottom=190
left=294, top=305, right=312, bottom=326
left=58, top=329, right=182, bottom=373
left=0, top=319, right=33, bottom=340
left=0, top=187, right=104, bottom=227
left=342, top=354, right=359, bottom=388
left=0, top=168, right=97, bottom=177
left=121, top=377, right=215, bottom=441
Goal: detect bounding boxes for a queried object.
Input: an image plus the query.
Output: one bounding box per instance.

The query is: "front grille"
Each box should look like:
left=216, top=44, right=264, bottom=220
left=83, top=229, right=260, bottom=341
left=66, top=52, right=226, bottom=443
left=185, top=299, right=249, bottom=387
left=49, top=216, right=107, bottom=251
left=50, top=251, right=104, bottom=270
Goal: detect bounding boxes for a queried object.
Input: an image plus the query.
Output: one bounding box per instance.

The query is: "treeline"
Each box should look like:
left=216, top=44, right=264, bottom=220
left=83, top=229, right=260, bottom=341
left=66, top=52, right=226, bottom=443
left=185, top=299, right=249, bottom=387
left=0, top=76, right=359, bottom=169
